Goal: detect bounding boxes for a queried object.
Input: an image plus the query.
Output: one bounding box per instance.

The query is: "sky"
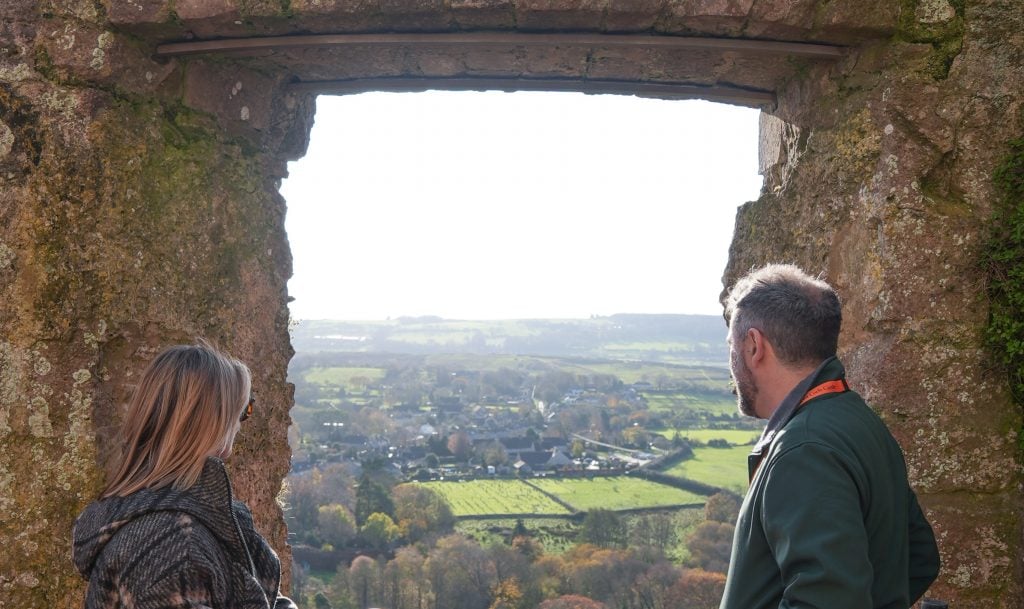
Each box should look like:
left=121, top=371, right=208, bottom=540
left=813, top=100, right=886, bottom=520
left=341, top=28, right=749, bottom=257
left=281, top=91, right=763, bottom=321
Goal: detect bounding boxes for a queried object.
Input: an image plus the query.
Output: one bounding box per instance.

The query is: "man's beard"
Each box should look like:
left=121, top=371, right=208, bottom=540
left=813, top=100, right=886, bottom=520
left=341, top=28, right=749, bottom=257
left=730, top=348, right=759, bottom=418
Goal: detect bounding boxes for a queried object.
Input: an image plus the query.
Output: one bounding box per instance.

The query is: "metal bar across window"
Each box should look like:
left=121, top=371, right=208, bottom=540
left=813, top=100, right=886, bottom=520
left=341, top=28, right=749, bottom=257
left=156, top=32, right=844, bottom=59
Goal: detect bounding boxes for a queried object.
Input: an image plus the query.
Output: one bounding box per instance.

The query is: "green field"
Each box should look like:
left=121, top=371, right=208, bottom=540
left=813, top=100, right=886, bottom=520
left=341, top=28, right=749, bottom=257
left=454, top=507, right=706, bottom=558
left=304, top=366, right=386, bottom=386
left=567, top=362, right=730, bottom=387
left=416, top=480, right=571, bottom=516
left=456, top=517, right=580, bottom=555
left=651, top=428, right=761, bottom=445
left=417, top=476, right=705, bottom=516
left=423, top=353, right=535, bottom=372
left=528, top=477, right=705, bottom=511
left=643, top=392, right=736, bottom=416
left=664, top=445, right=751, bottom=494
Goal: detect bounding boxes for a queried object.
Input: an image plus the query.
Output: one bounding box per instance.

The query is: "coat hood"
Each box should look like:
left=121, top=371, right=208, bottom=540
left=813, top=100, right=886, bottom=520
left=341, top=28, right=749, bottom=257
left=72, top=458, right=254, bottom=580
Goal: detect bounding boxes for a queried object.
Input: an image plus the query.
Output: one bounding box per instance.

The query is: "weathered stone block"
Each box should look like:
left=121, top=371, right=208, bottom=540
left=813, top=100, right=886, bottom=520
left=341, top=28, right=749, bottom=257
left=37, top=23, right=178, bottom=93
left=815, top=0, right=900, bottom=39
left=919, top=492, right=1022, bottom=606
left=37, top=0, right=104, bottom=23
left=175, top=0, right=240, bottom=21
left=102, top=0, right=171, bottom=26
left=744, top=0, right=816, bottom=40
left=604, top=0, right=666, bottom=32
left=656, top=0, right=753, bottom=37
left=514, top=0, right=609, bottom=30
left=184, top=61, right=277, bottom=132
left=450, top=0, right=518, bottom=30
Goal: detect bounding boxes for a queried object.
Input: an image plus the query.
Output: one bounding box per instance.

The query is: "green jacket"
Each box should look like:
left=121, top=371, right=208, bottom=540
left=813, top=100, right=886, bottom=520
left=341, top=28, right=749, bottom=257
left=720, top=357, right=940, bottom=609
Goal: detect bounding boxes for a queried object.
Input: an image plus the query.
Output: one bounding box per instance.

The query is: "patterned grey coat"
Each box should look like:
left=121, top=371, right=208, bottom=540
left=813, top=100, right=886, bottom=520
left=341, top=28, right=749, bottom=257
left=73, top=458, right=296, bottom=609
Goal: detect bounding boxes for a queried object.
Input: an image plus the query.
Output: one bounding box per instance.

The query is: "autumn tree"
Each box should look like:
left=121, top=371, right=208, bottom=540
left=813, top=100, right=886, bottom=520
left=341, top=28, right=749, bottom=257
left=349, top=555, right=382, bottom=609
left=558, top=545, right=645, bottom=608
left=537, top=595, right=608, bottom=609
left=393, top=484, right=455, bottom=542
left=318, top=504, right=357, bottom=548
left=384, top=546, right=431, bottom=609
left=314, top=591, right=333, bottom=609
left=327, top=562, right=356, bottom=609
left=628, top=512, right=676, bottom=552
left=703, top=491, right=741, bottom=524
left=360, top=512, right=400, bottom=549
left=482, top=440, right=509, bottom=466
left=685, top=521, right=735, bottom=573
left=532, top=554, right=565, bottom=600
left=666, top=569, right=727, bottom=609
left=579, top=510, right=625, bottom=548
left=447, top=430, right=473, bottom=461
left=283, top=463, right=358, bottom=545
left=487, top=543, right=541, bottom=609
left=570, top=439, right=585, bottom=459
left=355, top=473, right=394, bottom=526
left=511, top=535, right=543, bottom=563
left=425, top=534, right=496, bottom=609
left=629, top=562, right=680, bottom=609
left=283, top=470, right=322, bottom=540
left=489, top=578, right=524, bottom=609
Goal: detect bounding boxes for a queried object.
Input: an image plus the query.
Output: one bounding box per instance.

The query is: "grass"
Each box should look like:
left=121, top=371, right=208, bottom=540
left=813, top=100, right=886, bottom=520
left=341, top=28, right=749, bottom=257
left=415, top=476, right=705, bottom=516
left=307, top=568, right=338, bottom=585
left=423, top=353, right=535, bottom=371
left=387, top=330, right=480, bottom=345
left=304, top=366, right=386, bottom=387
left=664, top=445, right=751, bottom=494
left=416, top=480, right=571, bottom=516
left=456, top=517, right=580, bottom=555
left=650, top=428, right=761, bottom=445
left=644, top=392, right=736, bottom=416
left=529, top=476, right=706, bottom=511
left=571, top=362, right=730, bottom=386
left=454, top=507, right=707, bottom=560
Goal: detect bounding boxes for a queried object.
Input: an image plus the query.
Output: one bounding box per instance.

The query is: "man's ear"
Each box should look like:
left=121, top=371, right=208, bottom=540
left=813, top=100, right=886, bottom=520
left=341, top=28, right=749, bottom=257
left=747, top=328, right=768, bottom=366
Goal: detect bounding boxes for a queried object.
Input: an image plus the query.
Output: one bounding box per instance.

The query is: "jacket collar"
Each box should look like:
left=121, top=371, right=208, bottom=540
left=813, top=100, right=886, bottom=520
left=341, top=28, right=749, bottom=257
left=747, top=357, right=847, bottom=479
left=73, top=457, right=254, bottom=578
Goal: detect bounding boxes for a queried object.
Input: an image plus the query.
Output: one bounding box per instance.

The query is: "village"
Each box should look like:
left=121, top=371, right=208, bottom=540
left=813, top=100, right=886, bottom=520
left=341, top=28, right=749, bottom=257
left=290, top=374, right=673, bottom=481
left=286, top=351, right=753, bottom=487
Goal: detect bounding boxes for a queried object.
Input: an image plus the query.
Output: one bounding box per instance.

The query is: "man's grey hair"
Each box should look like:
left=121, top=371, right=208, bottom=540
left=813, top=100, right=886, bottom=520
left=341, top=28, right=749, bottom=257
left=724, top=264, right=842, bottom=366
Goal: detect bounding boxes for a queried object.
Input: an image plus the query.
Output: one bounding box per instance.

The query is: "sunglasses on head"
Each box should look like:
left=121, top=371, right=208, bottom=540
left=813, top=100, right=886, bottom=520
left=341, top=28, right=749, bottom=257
left=240, top=395, right=255, bottom=422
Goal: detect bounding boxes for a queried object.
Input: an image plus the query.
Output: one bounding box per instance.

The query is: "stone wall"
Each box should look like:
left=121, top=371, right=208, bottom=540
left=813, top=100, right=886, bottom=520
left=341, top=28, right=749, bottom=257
left=0, top=0, right=1021, bottom=607
left=729, top=1, right=1024, bottom=605
left=0, top=3, right=314, bottom=606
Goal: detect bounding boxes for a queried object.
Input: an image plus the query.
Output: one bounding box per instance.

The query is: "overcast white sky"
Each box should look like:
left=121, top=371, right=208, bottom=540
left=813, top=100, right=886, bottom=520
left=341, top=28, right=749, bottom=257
left=281, top=91, right=762, bottom=321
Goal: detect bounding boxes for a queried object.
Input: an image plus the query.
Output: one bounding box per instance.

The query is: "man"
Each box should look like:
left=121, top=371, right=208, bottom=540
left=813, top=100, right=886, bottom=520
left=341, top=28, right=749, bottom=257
left=719, top=264, right=940, bottom=609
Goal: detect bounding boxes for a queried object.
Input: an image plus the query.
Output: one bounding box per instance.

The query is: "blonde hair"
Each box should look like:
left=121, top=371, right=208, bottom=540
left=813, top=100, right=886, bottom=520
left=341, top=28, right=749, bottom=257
left=103, top=342, right=252, bottom=498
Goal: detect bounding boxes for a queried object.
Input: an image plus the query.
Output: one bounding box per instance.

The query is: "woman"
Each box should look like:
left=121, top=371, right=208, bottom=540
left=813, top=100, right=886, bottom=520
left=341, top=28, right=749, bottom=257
left=72, top=343, right=296, bottom=609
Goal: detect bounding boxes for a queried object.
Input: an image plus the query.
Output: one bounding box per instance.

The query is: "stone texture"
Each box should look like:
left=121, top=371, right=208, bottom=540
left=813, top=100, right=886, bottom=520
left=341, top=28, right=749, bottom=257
left=102, top=0, right=171, bottom=26
left=37, top=22, right=179, bottom=94
left=743, top=0, right=817, bottom=40
left=183, top=61, right=280, bottom=133
left=0, top=1, right=1022, bottom=608
left=175, top=0, right=239, bottom=21
left=727, top=3, right=1024, bottom=606
left=513, top=0, right=609, bottom=30
left=450, top=0, right=519, bottom=30
left=97, top=0, right=907, bottom=41
left=604, top=0, right=665, bottom=32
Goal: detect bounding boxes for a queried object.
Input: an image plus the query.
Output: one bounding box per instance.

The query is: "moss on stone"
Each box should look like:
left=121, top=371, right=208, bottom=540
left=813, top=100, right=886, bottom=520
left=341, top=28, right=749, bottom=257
left=984, top=138, right=1024, bottom=450
left=896, top=0, right=965, bottom=80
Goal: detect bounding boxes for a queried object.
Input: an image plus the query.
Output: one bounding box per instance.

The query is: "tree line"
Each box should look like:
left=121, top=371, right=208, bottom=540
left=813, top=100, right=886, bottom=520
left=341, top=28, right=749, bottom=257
left=285, top=462, right=741, bottom=609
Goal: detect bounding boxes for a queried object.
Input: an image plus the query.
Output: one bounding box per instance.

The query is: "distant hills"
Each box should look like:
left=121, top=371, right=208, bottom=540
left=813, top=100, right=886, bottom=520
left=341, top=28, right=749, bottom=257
left=291, top=314, right=729, bottom=366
